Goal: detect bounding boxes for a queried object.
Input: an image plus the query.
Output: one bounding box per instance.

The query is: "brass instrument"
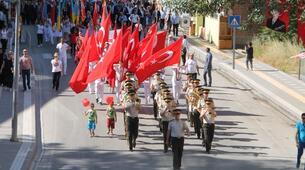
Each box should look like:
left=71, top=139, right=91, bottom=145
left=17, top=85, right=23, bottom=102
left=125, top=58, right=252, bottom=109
left=189, top=91, right=200, bottom=107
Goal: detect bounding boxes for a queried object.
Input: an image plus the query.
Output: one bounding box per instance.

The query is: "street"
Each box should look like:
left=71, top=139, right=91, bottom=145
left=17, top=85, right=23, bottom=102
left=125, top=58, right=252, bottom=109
left=23, top=26, right=297, bottom=169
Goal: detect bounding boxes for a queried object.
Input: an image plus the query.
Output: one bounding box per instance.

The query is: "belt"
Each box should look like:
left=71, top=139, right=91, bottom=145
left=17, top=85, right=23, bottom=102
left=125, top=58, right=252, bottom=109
left=171, top=137, right=184, bottom=139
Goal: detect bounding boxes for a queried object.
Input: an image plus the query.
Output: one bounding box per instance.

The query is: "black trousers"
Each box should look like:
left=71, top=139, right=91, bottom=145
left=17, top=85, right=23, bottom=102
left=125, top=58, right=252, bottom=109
left=181, top=49, right=187, bottom=65
left=246, top=57, right=253, bottom=70
left=127, top=116, right=139, bottom=150
left=162, top=121, right=169, bottom=152
left=203, top=69, right=212, bottom=86
left=71, top=43, right=76, bottom=57
left=152, top=91, right=158, bottom=119
left=172, top=24, right=179, bottom=36
left=160, top=19, right=165, bottom=30
left=21, top=69, right=31, bottom=90
left=202, top=123, right=215, bottom=152
left=1, top=39, right=7, bottom=52
left=52, top=72, right=61, bottom=90
left=171, top=137, right=184, bottom=169
left=193, top=110, right=202, bottom=139
left=37, top=34, right=43, bottom=45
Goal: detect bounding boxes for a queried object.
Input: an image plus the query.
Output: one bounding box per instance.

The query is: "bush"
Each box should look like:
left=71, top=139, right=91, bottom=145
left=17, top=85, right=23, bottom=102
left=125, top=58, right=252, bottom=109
left=253, top=37, right=304, bottom=74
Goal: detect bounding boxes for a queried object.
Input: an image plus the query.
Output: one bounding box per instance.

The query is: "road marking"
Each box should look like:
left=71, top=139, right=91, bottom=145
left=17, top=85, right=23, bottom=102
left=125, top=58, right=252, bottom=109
left=10, top=90, right=35, bottom=170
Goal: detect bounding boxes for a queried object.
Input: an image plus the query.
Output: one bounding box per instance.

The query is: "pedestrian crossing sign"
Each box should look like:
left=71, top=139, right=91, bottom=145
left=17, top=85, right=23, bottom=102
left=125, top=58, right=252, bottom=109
left=228, top=15, right=241, bottom=28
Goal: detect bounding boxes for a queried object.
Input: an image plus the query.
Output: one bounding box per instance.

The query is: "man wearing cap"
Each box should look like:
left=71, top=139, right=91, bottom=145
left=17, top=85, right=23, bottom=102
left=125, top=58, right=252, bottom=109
left=151, top=73, right=162, bottom=119
left=159, top=97, right=175, bottom=153
left=167, top=109, right=190, bottom=170
left=186, top=79, right=200, bottom=126
left=192, top=86, right=204, bottom=139
left=200, top=99, right=217, bottom=153
left=123, top=91, right=141, bottom=151
left=184, top=53, right=200, bottom=79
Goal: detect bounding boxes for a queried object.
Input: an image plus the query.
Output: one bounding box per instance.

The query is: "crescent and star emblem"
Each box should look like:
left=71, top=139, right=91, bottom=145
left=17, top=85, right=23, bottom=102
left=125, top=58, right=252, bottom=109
left=157, top=51, right=174, bottom=63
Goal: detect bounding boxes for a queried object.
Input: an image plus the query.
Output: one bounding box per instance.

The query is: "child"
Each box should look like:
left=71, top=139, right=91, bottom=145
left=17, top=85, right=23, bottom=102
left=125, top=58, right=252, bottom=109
left=106, top=99, right=117, bottom=135
left=84, top=103, right=98, bottom=137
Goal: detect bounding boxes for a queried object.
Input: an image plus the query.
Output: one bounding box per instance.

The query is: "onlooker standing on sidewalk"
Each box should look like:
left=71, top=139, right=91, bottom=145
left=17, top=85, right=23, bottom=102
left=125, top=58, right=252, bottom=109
left=165, top=11, right=172, bottom=34
left=203, top=48, right=213, bottom=87
left=19, top=48, right=33, bottom=91
left=166, top=109, right=190, bottom=170
left=56, top=38, right=71, bottom=75
left=171, top=11, right=180, bottom=37
left=295, top=112, right=305, bottom=169
left=0, top=51, right=13, bottom=90
left=245, top=42, right=254, bottom=71
left=51, top=52, right=62, bottom=91
left=200, top=99, right=217, bottom=153
left=1, top=27, right=8, bottom=53
left=184, top=53, right=200, bottom=79
left=159, top=7, right=166, bottom=30
left=181, top=35, right=189, bottom=66
left=37, top=21, right=44, bottom=47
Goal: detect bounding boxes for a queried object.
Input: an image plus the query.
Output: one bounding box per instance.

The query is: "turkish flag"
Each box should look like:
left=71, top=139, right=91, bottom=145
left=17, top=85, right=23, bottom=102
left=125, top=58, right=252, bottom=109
left=137, top=24, right=157, bottom=56
left=69, top=49, right=89, bottom=93
left=147, top=23, right=157, bottom=37
left=76, top=30, right=90, bottom=59
left=135, top=37, right=183, bottom=83
left=140, top=33, right=155, bottom=62
left=97, top=15, right=111, bottom=55
left=87, top=30, right=123, bottom=83
left=122, top=27, right=139, bottom=69
left=87, top=32, right=100, bottom=62
left=153, top=31, right=167, bottom=54
left=92, top=2, right=98, bottom=27
left=101, top=0, right=107, bottom=21
left=122, top=29, right=131, bottom=52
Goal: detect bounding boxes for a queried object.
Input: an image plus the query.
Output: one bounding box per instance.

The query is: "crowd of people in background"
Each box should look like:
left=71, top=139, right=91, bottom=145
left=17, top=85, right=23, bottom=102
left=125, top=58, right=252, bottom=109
left=0, top=0, right=14, bottom=91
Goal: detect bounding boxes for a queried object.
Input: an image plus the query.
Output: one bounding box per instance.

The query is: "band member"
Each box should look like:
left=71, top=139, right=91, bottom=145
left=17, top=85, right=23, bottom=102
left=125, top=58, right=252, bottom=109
left=150, top=72, right=162, bottom=119
left=159, top=97, right=175, bottom=153
left=186, top=79, right=200, bottom=126
left=193, top=86, right=204, bottom=139
left=200, top=98, right=217, bottom=153
left=123, top=90, right=141, bottom=151
left=143, top=77, right=151, bottom=104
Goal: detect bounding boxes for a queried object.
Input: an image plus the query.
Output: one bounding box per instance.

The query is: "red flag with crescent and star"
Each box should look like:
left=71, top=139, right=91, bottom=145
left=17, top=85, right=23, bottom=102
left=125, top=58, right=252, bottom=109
left=76, top=29, right=89, bottom=59
left=69, top=49, right=89, bottom=93
left=86, top=30, right=123, bottom=83
left=153, top=31, right=167, bottom=54
left=122, top=26, right=139, bottom=69
left=97, top=14, right=111, bottom=56
left=135, top=37, right=183, bottom=83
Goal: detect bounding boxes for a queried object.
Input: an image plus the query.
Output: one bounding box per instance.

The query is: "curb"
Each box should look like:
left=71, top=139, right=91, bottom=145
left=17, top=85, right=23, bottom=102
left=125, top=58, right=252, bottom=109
left=189, top=41, right=300, bottom=121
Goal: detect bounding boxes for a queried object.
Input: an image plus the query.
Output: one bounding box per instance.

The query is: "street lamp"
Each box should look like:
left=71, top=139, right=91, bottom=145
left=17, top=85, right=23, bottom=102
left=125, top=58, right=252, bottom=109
left=10, top=0, right=20, bottom=142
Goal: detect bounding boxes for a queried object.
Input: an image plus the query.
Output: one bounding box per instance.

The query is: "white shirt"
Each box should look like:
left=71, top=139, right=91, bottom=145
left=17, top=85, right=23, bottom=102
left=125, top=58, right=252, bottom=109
left=168, top=119, right=189, bottom=138
left=1, top=29, right=8, bottom=39
left=56, top=43, right=69, bottom=59
left=185, top=59, right=197, bottom=74
left=51, top=59, right=62, bottom=72
left=202, top=110, right=216, bottom=124
left=113, top=64, right=123, bottom=81
left=37, top=24, right=44, bottom=34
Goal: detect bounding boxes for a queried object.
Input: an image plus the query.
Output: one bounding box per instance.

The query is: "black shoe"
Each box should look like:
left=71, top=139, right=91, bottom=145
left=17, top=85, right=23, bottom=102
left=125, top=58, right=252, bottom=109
left=96, top=98, right=98, bottom=103
left=133, top=141, right=136, bottom=148
left=28, top=86, right=31, bottom=89
left=296, top=160, right=300, bottom=168
left=208, top=84, right=211, bottom=87
left=203, top=84, right=207, bottom=86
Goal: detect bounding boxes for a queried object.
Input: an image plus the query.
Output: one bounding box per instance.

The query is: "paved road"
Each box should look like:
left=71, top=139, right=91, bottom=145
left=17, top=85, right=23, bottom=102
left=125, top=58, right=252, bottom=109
left=26, top=29, right=297, bottom=169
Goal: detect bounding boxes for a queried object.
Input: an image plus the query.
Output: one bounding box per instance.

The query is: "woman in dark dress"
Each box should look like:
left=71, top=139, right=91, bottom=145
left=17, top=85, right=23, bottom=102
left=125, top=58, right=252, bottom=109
left=0, top=51, right=13, bottom=89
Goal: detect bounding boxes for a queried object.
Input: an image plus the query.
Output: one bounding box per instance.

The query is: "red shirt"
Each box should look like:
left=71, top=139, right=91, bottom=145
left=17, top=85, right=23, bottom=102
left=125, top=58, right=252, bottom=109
left=71, top=33, right=78, bottom=44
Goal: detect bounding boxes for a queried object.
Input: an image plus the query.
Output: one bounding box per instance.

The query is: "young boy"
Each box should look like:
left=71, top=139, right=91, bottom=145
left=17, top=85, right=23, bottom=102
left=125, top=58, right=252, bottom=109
left=106, top=100, right=117, bottom=135
left=84, top=103, right=98, bottom=137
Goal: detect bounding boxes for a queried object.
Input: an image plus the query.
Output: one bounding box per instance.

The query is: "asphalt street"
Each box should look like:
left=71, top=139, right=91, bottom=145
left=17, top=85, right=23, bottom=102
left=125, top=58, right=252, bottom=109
left=11, top=25, right=296, bottom=170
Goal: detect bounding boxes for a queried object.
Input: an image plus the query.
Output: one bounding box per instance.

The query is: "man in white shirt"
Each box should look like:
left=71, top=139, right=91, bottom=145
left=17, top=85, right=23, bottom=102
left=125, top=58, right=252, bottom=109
left=56, top=38, right=71, bottom=75
left=184, top=53, right=200, bottom=79
left=113, top=62, right=123, bottom=104
left=182, top=35, right=189, bottom=65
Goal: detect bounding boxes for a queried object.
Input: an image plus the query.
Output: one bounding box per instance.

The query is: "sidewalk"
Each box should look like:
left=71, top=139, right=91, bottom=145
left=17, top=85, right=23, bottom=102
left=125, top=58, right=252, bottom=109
left=0, top=25, right=37, bottom=170
left=188, top=36, right=305, bottom=119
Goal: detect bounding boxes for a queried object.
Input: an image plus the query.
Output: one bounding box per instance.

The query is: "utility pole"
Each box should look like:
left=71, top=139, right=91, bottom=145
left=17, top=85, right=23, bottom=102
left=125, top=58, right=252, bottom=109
left=10, top=0, right=20, bottom=142
left=232, top=27, right=236, bottom=69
